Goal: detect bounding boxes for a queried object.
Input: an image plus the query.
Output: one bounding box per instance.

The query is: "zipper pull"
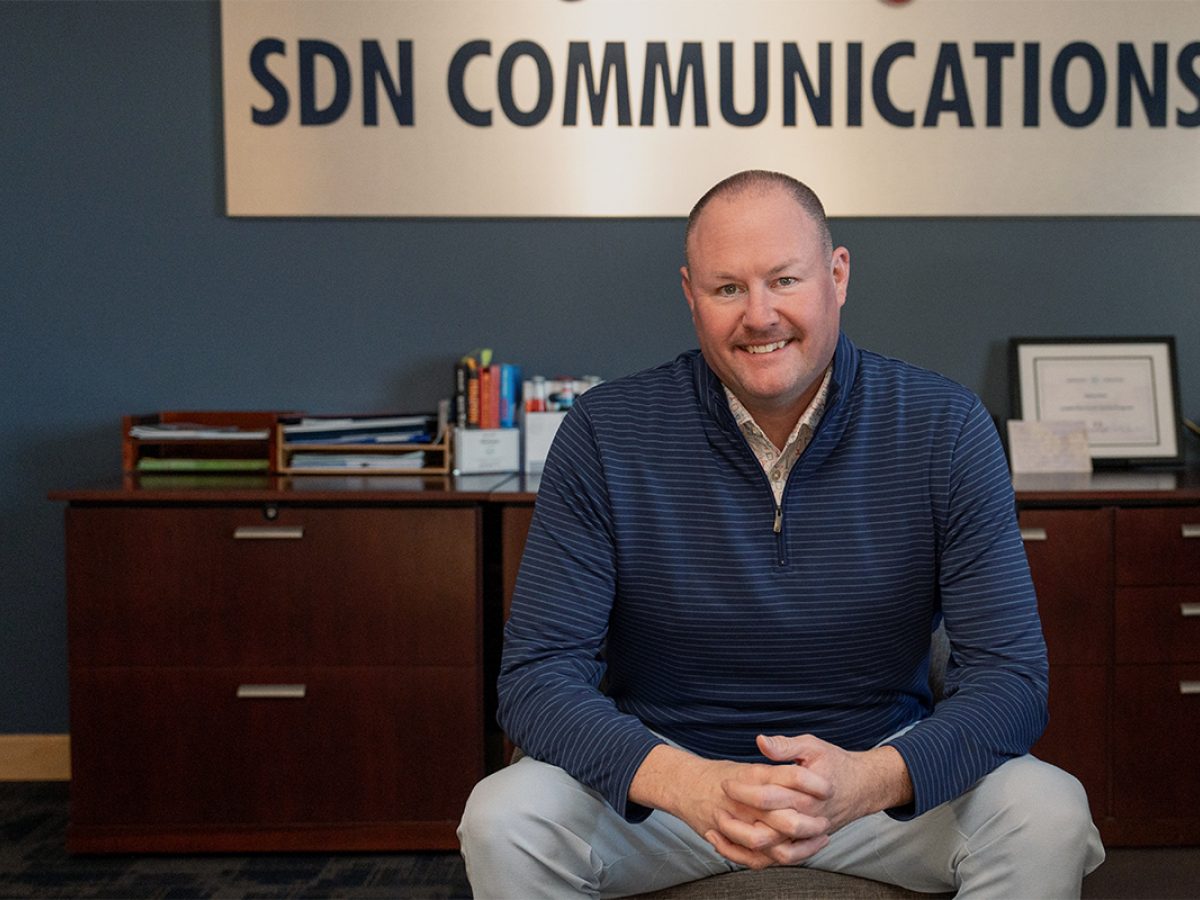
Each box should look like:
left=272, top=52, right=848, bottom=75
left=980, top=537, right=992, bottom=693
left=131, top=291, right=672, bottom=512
left=773, top=506, right=782, bottom=533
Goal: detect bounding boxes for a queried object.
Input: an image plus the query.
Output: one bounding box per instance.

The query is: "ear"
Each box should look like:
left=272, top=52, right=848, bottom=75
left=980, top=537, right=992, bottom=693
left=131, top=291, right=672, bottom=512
left=681, top=265, right=697, bottom=315
left=831, top=247, right=850, bottom=308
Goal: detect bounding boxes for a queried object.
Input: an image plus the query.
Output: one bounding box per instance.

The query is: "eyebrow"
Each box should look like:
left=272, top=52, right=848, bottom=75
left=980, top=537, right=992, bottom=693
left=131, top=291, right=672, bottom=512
left=766, top=259, right=803, bottom=276
left=707, top=258, right=804, bottom=281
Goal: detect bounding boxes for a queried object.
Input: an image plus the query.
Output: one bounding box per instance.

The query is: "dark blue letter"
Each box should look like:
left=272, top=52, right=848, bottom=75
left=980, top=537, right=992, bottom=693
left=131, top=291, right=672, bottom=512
left=873, top=41, right=915, bottom=127
left=448, top=40, right=491, bottom=126
left=924, top=42, right=974, bottom=127
left=1023, top=42, right=1040, bottom=126
left=1178, top=42, right=1200, bottom=126
left=719, top=42, right=768, bottom=127
left=975, top=42, right=1014, bottom=127
left=498, top=41, right=553, bottom=127
left=783, top=43, right=831, bottom=127
left=1051, top=42, right=1106, bottom=127
left=640, top=42, right=708, bottom=126
left=250, top=38, right=288, bottom=125
left=563, top=42, right=631, bottom=126
left=1117, top=42, right=1167, bottom=127
left=299, top=40, right=351, bottom=125
left=847, top=42, right=863, bottom=126
left=362, top=40, right=413, bottom=126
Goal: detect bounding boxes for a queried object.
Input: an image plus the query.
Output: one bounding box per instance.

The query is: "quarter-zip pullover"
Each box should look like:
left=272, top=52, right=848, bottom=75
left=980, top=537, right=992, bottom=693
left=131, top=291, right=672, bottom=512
left=499, top=332, right=1048, bottom=824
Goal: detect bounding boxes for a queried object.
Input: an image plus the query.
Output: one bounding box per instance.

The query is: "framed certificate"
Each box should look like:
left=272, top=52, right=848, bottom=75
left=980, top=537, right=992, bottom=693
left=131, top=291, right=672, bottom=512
left=1009, top=336, right=1182, bottom=466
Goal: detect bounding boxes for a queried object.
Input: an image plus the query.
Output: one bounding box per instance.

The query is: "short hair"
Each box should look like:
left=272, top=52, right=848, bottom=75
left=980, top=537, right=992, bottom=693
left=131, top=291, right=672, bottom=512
left=684, top=170, right=833, bottom=268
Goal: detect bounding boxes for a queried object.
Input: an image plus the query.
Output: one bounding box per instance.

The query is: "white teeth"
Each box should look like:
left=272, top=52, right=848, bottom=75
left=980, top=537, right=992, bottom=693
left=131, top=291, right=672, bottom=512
left=744, top=340, right=789, bottom=354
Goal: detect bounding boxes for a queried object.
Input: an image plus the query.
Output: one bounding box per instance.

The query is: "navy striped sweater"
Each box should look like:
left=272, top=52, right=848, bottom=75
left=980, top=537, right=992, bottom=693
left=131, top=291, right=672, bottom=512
left=499, top=332, right=1048, bottom=823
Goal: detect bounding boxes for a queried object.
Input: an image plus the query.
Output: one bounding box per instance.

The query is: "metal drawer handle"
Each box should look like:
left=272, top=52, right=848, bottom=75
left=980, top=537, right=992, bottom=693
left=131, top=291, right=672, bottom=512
left=233, top=526, right=304, bottom=540
left=1181, top=681, right=1200, bottom=696
left=236, top=684, right=307, bottom=699
left=1183, top=524, right=1200, bottom=539
left=1183, top=603, right=1200, bottom=618
left=1020, top=527, right=1048, bottom=542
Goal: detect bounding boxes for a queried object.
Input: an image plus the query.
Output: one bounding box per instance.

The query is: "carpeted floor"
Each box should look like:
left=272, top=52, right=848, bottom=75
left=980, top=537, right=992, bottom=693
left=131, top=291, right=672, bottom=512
left=4, top=781, right=1200, bottom=899
left=0, top=782, right=471, bottom=899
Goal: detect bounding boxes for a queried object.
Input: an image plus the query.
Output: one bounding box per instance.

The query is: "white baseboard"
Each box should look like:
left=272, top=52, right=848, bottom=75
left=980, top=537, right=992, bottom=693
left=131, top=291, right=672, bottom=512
left=0, top=734, right=70, bottom=781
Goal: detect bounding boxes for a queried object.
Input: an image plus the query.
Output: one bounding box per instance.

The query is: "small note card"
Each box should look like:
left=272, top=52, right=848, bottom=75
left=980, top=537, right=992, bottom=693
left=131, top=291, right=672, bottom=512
left=1007, top=420, right=1092, bottom=474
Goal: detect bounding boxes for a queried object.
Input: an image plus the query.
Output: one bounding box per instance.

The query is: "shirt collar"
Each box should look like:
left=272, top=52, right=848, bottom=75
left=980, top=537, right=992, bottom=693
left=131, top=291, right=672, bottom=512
left=724, top=366, right=833, bottom=454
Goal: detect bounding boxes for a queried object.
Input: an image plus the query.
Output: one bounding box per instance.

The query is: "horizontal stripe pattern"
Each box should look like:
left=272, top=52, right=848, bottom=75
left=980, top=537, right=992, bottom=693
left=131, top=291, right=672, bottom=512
left=499, top=332, right=1047, bottom=822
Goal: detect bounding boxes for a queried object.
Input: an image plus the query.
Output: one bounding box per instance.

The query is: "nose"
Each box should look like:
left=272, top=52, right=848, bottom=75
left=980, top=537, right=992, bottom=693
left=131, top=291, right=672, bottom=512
left=742, top=284, right=780, bottom=332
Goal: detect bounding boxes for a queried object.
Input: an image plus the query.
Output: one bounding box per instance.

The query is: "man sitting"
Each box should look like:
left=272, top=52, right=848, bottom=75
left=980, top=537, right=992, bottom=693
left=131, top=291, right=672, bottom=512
left=459, top=170, right=1105, bottom=899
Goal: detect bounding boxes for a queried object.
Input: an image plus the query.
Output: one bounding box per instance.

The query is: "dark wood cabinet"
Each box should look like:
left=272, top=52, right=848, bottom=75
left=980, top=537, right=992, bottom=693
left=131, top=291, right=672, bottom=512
left=499, top=503, right=535, bottom=619
left=56, top=482, right=496, bottom=854
left=1112, top=664, right=1200, bottom=828
left=69, top=666, right=477, bottom=831
left=1018, top=507, right=1112, bottom=824
left=55, top=470, right=1200, bottom=852
left=1110, top=505, right=1200, bottom=842
left=1016, top=478, right=1200, bottom=846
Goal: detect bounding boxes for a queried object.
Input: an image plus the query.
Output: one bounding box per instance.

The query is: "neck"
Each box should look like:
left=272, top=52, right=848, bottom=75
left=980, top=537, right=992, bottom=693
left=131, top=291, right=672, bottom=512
left=732, top=366, right=831, bottom=450
left=751, top=408, right=804, bottom=452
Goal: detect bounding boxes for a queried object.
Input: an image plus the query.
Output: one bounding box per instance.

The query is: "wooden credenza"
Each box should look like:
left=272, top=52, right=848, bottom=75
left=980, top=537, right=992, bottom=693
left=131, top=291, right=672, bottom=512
left=54, top=476, right=508, bottom=854
left=55, top=468, right=1200, bottom=852
left=1017, top=470, right=1200, bottom=846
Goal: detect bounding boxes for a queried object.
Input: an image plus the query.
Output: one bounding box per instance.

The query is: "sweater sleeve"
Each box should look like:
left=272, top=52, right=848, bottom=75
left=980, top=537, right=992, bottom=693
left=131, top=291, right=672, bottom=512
left=497, top=401, right=665, bottom=822
left=884, top=399, right=1049, bottom=819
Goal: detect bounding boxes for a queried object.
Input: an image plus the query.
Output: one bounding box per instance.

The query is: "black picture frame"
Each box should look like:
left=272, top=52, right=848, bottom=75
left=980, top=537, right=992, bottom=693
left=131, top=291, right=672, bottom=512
left=1008, top=336, right=1182, bottom=467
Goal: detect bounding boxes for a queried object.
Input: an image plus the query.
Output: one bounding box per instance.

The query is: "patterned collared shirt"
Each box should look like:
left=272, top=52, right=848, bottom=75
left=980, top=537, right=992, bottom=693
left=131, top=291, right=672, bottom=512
left=724, top=367, right=832, bottom=504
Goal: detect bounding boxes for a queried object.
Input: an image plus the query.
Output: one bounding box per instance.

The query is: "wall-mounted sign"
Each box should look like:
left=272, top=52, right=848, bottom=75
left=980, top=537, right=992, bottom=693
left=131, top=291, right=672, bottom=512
left=220, top=0, right=1200, bottom=216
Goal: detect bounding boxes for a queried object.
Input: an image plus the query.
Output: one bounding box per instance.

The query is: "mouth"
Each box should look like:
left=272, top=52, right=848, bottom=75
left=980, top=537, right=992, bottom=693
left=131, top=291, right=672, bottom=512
left=741, top=339, right=792, bottom=355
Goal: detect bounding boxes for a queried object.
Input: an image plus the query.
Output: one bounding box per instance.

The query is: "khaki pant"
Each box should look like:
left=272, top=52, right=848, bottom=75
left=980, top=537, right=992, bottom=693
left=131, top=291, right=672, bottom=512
left=459, top=753, right=1104, bottom=899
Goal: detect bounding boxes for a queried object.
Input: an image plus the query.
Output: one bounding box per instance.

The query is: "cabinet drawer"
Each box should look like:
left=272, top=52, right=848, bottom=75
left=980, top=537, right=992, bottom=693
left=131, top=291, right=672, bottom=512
left=1115, top=507, right=1200, bottom=586
left=1019, top=509, right=1113, bottom=665
left=1112, top=665, right=1200, bottom=820
left=67, top=506, right=480, bottom=667
left=1116, top=587, right=1200, bottom=663
left=69, top=666, right=483, bottom=828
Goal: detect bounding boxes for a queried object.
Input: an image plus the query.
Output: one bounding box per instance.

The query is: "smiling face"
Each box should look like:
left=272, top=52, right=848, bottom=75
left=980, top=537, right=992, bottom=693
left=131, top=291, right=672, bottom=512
left=682, top=184, right=849, bottom=438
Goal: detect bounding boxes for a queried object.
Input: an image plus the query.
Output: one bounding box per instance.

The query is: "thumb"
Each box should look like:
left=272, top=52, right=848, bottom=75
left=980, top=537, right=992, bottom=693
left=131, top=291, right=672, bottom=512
left=757, top=733, right=810, bottom=762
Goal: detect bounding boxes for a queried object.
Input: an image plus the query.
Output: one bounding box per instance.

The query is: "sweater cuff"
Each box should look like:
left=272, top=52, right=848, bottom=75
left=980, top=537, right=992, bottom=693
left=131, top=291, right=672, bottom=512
left=609, top=732, right=668, bottom=823
left=881, top=731, right=938, bottom=821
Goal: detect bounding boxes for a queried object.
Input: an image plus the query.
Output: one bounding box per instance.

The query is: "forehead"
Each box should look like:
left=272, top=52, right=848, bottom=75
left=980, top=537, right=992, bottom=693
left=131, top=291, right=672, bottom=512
left=687, top=187, right=821, bottom=273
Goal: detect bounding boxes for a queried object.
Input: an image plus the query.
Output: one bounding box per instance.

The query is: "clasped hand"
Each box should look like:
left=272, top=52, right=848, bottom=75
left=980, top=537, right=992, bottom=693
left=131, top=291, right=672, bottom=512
left=637, top=734, right=910, bottom=869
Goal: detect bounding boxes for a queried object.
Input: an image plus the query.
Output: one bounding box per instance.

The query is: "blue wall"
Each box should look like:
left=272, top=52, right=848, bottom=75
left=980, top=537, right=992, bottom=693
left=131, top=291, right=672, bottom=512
left=2, top=1, right=1197, bottom=732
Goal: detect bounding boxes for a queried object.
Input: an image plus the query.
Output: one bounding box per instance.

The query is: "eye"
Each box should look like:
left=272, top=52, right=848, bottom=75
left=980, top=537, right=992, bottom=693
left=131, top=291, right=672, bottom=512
left=717, top=284, right=741, bottom=297
left=776, top=276, right=797, bottom=287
